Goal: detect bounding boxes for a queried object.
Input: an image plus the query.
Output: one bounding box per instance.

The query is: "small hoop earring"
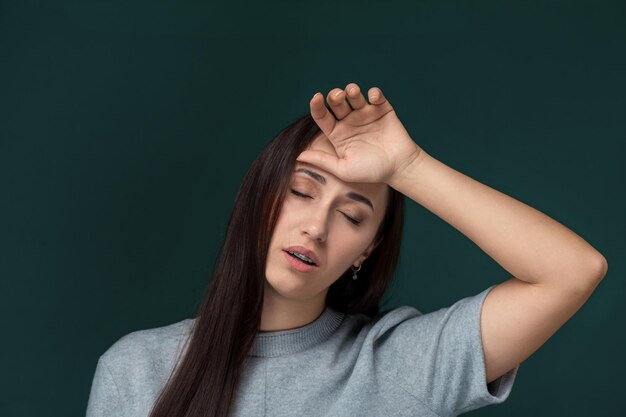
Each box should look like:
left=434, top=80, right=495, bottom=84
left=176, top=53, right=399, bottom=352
left=351, top=264, right=362, bottom=280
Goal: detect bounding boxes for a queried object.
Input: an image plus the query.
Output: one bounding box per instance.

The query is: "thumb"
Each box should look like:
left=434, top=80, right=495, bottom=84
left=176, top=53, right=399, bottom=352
left=296, top=149, right=343, bottom=178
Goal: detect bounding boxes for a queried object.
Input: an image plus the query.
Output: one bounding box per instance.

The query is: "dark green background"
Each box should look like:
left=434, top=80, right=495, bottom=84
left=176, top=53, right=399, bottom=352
left=1, top=0, right=623, bottom=415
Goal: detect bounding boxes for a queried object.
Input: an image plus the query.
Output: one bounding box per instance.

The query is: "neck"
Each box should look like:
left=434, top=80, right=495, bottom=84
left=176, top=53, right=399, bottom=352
left=260, top=281, right=327, bottom=332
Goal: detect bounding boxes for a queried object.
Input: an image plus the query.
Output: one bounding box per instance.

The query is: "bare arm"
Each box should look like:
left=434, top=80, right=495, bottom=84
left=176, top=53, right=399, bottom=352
left=388, top=149, right=608, bottom=383
left=388, top=150, right=607, bottom=290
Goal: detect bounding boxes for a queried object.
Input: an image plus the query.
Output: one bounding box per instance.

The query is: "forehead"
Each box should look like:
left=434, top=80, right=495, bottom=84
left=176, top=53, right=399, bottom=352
left=294, top=133, right=389, bottom=210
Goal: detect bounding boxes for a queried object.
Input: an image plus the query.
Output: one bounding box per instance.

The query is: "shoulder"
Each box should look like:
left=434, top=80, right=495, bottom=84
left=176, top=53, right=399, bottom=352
left=373, top=285, right=494, bottom=329
left=347, top=286, right=497, bottom=371
left=100, top=317, right=196, bottom=381
left=87, top=318, right=196, bottom=414
left=357, top=286, right=519, bottom=416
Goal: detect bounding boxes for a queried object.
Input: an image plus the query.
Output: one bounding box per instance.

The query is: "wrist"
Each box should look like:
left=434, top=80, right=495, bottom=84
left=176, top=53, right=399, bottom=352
left=387, top=148, right=430, bottom=192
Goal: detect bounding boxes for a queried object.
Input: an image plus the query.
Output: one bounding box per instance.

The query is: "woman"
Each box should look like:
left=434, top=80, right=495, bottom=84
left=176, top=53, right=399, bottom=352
left=86, top=83, right=607, bottom=417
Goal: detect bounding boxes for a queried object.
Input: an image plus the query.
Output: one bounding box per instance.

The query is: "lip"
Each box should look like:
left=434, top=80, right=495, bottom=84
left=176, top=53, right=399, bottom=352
left=284, top=245, right=320, bottom=266
left=282, top=250, right=320, bottom=272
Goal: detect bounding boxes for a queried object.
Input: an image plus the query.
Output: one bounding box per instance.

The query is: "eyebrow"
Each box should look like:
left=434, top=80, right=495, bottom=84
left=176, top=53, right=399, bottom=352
left=294, top=168, right=375, bottom=212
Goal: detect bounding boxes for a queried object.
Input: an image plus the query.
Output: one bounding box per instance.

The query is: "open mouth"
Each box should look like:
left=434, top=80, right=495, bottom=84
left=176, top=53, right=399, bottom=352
left=282, top=250, right=319, bottom=271
left=285, top=250, right=317, bottom=266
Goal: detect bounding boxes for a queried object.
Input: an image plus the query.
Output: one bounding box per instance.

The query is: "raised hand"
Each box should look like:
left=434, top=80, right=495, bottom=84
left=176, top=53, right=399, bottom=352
left=296, top=82, right=424, bottom=184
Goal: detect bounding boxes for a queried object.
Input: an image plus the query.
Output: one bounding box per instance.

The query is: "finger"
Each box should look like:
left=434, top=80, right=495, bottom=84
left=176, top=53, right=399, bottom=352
left=327, top=88, right=352, bottom=120
left=345, top=83, right=367, bottom=110
left=310, top=92, right=337, bottom=137
left=368, top=87, right=388, bottom=105
left=296, top=149, right=344, bottom=179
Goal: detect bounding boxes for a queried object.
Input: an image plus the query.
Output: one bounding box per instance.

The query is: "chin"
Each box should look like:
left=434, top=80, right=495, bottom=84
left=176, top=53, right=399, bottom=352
left=264, top=272, right=311, bottom=300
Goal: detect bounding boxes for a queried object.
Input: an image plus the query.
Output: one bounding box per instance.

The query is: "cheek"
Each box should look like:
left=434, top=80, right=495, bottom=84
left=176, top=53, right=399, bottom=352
left=326, top=238, right=364, bottom=268
left=272, top=200, right=295, bottom=233
left=277, top=199, right=298, bottom=224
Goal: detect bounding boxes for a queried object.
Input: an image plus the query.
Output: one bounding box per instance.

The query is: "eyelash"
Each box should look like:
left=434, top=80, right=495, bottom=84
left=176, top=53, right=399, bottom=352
left=290, top=189, right=361, bottom=226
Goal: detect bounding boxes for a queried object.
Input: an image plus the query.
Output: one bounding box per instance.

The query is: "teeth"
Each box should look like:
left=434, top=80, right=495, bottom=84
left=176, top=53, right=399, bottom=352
left=288, top=251, right=315, bottom=265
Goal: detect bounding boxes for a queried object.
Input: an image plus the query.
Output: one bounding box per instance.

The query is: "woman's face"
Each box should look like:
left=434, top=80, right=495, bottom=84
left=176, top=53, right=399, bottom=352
left=264, top=133, right=389, bottom=302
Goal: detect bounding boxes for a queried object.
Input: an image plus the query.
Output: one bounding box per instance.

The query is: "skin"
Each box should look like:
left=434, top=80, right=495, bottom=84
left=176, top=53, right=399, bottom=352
left=293, top=82, right=606, bottom=385
left=260, top=132, right=388, bottom=332
left=260, top=82, right=606, bottom=386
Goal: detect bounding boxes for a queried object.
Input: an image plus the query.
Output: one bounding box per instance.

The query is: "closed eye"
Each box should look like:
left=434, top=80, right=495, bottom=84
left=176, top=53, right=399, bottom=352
left=290, top=189, right=312, bottom=199
left=290, top=189, right=361, bottom=226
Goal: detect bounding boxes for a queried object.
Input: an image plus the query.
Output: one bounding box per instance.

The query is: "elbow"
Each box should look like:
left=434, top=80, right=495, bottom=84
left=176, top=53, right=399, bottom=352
left=579, top=253, right=608, bottom=292
left=539, top=253, right=608, bottom=294
left=591, top=253, right=608, bottom=281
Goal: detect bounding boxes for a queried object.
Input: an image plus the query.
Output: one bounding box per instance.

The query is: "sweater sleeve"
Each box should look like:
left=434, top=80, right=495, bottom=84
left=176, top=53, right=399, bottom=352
left=85, top=355, right=124, bottom=417
left=373, top=285, right=519, bottom=417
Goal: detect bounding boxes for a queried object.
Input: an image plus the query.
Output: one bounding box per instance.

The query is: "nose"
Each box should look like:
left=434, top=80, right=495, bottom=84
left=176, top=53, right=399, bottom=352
left=302, top=211, right=328, bottom=243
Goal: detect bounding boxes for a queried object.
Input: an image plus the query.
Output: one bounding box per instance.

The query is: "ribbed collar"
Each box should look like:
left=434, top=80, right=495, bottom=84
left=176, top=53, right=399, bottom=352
left=249, top=305, right=345, bottom=357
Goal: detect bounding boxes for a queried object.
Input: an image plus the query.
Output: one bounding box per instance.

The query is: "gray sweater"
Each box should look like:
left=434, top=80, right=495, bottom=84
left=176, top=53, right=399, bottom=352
left=86, top=284, right=518, bottom=417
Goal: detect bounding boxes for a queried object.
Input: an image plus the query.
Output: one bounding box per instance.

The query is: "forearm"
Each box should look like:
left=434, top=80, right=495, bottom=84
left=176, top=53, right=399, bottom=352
left=388, top=149, right=607, bottom=290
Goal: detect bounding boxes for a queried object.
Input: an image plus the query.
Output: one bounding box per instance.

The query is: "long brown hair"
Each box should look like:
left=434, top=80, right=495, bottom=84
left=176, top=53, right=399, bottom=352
left=148, top=113, right=406, bottom=417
